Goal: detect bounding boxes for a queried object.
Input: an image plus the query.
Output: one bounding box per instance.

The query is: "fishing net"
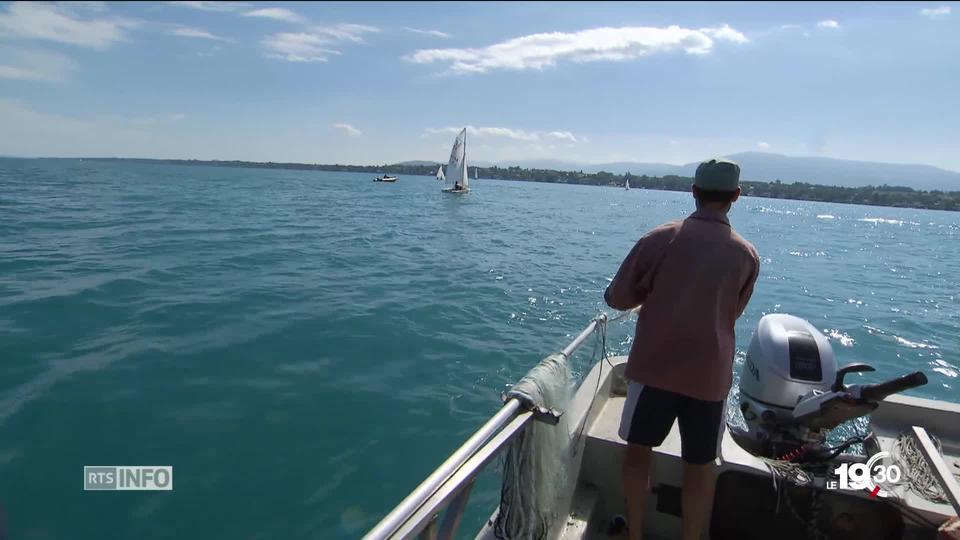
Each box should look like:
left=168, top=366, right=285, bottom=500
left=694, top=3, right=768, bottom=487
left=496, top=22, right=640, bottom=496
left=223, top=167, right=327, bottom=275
left=495, top=352, right=575, bottom=540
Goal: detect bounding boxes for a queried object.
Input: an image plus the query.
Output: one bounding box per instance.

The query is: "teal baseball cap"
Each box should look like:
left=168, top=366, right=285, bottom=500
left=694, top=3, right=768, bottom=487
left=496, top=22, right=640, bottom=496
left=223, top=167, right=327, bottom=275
left=694, top=158, right=741, bottom=191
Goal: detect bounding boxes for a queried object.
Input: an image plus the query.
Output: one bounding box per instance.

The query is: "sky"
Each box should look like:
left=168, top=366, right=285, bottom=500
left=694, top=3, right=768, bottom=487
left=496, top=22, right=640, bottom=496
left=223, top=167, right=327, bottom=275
left=0, top=1, right=958, bottom=170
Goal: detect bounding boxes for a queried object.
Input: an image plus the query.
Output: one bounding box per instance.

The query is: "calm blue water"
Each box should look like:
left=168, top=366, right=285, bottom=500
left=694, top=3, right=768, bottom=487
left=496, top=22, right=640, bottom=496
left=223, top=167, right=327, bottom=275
left=1, top=158, right=957, bottom=539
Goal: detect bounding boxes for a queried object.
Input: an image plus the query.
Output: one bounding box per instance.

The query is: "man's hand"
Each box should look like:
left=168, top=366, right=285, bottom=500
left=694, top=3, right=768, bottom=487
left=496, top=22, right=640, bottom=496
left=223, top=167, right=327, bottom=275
left=940, top=517, right=960, bottom=540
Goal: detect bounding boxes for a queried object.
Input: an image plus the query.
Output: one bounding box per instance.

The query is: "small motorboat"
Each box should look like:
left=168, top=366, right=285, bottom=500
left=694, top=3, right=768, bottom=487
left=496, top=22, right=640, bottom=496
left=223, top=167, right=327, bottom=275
left=374, top=175, right=398, bottom=183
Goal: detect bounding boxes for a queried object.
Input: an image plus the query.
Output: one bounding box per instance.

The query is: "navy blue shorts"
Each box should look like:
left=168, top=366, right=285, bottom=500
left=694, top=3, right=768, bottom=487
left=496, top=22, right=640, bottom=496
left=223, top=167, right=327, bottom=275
left=618, top=383, right=726, bottom=465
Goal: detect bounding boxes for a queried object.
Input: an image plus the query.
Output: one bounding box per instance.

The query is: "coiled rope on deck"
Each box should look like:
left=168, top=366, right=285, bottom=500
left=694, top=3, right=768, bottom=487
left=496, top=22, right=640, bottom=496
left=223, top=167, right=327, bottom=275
left=892, top=431, right=951, bottom=504
left=760, top=433, right=953, bottom=534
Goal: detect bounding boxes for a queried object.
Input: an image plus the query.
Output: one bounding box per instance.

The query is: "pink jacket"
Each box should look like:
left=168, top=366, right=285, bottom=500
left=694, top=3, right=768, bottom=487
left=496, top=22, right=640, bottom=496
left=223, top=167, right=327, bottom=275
left=604, top=208, right=760, bottom=402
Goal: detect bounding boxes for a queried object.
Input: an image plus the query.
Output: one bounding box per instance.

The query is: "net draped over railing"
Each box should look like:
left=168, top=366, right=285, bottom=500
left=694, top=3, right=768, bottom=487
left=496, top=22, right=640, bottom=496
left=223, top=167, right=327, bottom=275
left=496, top=352, right=575, bottom=540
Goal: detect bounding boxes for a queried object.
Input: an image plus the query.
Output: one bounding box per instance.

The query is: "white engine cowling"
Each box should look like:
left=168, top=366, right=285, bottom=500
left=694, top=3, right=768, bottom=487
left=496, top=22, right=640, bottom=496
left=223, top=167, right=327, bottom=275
left=733, top=313, right=928, bottom=460
left=739, top=314, right=837, bottom=427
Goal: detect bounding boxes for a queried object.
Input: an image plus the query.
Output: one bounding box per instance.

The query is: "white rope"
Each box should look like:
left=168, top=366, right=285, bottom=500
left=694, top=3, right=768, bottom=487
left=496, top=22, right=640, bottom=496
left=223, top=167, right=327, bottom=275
left=892, top=431, right=950, bottom=504
left=607, top=306, right=640, bottom=324
left=759, top=457, right=814, bottom=487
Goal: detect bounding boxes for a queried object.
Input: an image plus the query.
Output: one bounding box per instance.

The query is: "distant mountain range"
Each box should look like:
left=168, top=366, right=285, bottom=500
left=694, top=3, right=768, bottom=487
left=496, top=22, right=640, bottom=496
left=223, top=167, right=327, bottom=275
left=398, top=152, right=960, bottom=191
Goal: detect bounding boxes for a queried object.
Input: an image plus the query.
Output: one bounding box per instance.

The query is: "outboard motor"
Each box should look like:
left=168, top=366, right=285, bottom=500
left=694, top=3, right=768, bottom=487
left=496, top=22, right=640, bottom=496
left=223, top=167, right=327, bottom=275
left=731, top=314, right=928, bottom=462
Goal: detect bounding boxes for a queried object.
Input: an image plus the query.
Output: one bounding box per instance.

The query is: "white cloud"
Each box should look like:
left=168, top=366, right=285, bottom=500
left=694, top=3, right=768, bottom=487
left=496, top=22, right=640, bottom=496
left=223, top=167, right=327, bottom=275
left=0, top=47, right=76, bottom=82
left=404, top=27, right=450, bottom=39
left=332, top=123, right=362, bottom=137
left=701, top=24, right=749, bottom=44
left=426, top=126, right=533, bottom=141
left=817, top=20, right=840, bottom=29
left=262, top=24, right=379, bottom=62
left=545, top=131, right=578, bottom=143
left=243, top=7, right=305, bottom=24
left=313, top=23, right=379, bottom=43
left=0, top=65, right=45, bottom=80
left=919, top=6, right=952, bottom=18
left=169, top=26, right=233, bottom=42
left=476, top=127, right=539, bottom=141
left=405, top=24, right=748, bottom=75
left=197, top=45, right=224, bottom=57
left=0, top=1, right=139, bottom=49
left=779, top=24, right=801, bottom=30
left=167, top=1, right=250, bottom=12
left=425, top=126, right=579, bottom=143
left=757, top=141, right=771, bottom=150
left=262, top=32, right=339, bottom=62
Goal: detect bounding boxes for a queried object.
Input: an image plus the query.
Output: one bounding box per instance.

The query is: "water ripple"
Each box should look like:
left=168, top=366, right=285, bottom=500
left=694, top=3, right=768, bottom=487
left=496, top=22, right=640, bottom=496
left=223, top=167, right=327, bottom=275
left=1, top=158, right=958, bottom=539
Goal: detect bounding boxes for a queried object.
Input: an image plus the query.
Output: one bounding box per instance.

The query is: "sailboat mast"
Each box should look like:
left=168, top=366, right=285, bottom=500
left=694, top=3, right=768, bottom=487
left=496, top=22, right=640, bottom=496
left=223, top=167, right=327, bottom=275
left=462, top=129, right=468, bottom=188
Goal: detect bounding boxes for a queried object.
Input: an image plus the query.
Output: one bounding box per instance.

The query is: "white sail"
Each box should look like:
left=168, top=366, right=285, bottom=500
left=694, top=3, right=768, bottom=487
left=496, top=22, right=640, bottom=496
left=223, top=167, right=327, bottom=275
left=474, top=167, right=478, bottom=180
left=436, top=165, right=445, bottom=181
left=443, top=128, right=468, bottom=191
left=461, top=131, right=469, bottom=189
left=625, top=177, right=630, bottom=190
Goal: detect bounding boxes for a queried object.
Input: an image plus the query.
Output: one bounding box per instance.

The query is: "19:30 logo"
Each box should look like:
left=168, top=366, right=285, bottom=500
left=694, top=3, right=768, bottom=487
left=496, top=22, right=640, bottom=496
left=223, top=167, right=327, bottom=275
left=832, top=451, right=901, bottom=497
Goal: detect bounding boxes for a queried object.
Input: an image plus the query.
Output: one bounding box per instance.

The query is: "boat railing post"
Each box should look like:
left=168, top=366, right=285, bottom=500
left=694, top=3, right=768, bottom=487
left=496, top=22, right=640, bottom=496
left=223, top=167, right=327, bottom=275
left=911, top=426, right=960, bottom=514
left=389, top=411, right=533, bottom=539
left=436, top=479, right=476, bottom=540
left=417, top=515, right=438, bottom=540
left=363, top=399, right=522, bottom=540
left=561, top=314, right=605, bottom=358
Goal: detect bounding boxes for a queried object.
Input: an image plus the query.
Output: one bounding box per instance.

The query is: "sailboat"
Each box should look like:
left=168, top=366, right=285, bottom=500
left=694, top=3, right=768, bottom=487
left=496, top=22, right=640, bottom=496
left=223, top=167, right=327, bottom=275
left=474, top=167, right=478, bottom=181
left=625, top=177, right=631, bottom=190
left=436, top=165, right=445, bottom=182
left=441, top=128, right=469, bottom=194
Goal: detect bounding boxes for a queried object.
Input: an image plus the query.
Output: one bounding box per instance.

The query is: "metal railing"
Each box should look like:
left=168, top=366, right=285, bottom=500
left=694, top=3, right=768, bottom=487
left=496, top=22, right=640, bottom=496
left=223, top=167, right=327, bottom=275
left=363, top=310, right=630, bottom=540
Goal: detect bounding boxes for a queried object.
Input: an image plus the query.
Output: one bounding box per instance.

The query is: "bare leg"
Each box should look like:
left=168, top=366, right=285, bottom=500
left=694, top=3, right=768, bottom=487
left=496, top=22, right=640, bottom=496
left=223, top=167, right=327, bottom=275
left=681, top=462, right=716, bottom=540
left=623, top=444, right=652, bottom=540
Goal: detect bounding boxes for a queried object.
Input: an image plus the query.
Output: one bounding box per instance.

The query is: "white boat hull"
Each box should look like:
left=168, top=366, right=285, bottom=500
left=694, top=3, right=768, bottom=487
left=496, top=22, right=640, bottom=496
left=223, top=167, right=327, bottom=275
left=474, top=356, right=959, bottom=540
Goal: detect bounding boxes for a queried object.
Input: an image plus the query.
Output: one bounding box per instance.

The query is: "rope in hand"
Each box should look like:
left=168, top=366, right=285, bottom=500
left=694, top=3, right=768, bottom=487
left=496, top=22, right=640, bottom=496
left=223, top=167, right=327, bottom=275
left=571, top=309, right=633, bottom=448
left=573, top=314, right=609, bottom=447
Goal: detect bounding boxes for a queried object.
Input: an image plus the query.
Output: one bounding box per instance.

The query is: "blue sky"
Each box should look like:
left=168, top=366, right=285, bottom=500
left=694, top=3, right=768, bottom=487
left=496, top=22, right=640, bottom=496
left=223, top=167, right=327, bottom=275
left=0, top=1, right=958, bottom=170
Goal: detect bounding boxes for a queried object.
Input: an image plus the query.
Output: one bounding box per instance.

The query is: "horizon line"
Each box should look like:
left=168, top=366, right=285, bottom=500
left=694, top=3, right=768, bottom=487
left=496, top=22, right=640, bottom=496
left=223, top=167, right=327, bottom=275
left=2, top=151, right=958, bottom=174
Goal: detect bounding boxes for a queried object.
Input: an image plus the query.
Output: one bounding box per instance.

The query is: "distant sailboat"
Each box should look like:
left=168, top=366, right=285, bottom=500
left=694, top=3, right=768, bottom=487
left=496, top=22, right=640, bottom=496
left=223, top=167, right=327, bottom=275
left=441, top=128, right=470, bottom=194
left=436, top=165, right=445, bottom=182
left=625, top=177, right=631, bottom=191
left=474, top=167, right=479, bottom=180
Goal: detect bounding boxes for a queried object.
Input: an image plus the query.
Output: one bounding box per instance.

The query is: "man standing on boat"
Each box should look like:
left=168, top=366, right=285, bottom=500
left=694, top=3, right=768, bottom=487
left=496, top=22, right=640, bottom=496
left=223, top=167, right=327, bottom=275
left=604, top=158, right=760, bottom=540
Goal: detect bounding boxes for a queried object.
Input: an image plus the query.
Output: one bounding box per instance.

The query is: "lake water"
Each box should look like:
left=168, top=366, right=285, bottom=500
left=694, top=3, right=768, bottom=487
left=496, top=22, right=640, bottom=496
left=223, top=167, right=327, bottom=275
left=1, top=158, right=957, bottom=539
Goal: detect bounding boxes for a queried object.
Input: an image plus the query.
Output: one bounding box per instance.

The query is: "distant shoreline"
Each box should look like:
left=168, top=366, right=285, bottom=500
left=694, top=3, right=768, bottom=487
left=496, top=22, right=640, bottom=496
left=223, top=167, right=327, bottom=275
left=78, top=157, right=960, bottom=212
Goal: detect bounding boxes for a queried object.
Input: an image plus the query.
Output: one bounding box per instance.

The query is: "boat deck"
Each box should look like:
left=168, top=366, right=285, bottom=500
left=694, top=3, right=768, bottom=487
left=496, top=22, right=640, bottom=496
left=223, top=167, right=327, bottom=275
left=505, top=356, right=960, bottom=540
